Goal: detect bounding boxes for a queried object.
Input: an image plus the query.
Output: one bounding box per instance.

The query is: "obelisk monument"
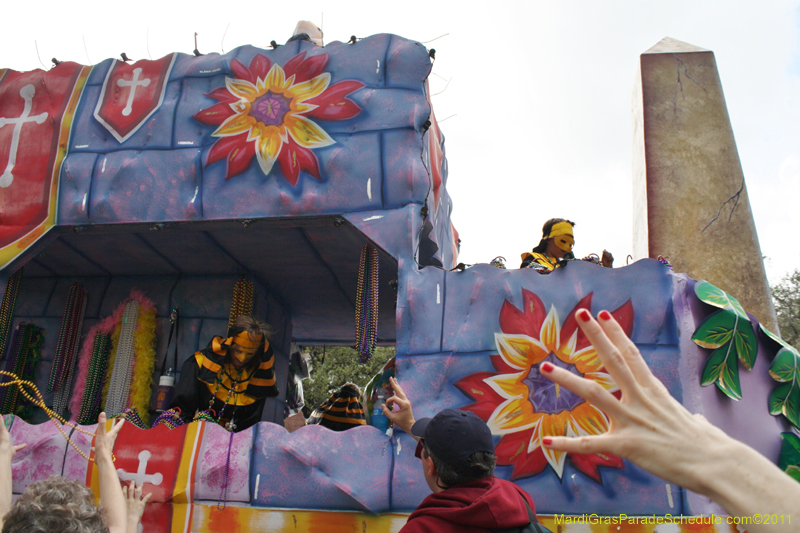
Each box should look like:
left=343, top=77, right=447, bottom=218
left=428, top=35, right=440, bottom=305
left=632, top=37, right=778, bottom=332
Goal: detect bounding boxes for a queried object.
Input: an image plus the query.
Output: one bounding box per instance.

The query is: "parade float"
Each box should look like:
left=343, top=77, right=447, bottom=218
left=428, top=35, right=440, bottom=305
left=0, top=29, right=797, bottom=532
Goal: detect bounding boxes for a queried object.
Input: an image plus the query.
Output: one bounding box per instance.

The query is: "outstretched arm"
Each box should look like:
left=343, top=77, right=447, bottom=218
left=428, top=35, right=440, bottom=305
left=382, top=377, right=417, bottom=437
left=541, top=309, right=800, bottom=531
left=123, top=481, right=152, bottom=533
left=93, top=413, right=128, bottom=533
left=0, top=415, right=26, bottom=529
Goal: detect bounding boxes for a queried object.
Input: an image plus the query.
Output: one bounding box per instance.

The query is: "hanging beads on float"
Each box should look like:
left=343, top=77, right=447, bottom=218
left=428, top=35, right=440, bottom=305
left=355, top=244, right=379, bottom=363
left=105, top=300, right=140, bottom=417
left=0, top=268, right=23, bottom=362
left=228, top=279, right=254, bottom=335
left=48, top=284, right=88, bottom=417
left=77, top=333, right=112, bottom=425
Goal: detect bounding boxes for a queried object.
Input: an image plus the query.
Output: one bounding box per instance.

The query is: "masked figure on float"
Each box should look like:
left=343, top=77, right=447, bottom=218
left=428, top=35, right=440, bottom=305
left=170, top=315, right=278, bottom=432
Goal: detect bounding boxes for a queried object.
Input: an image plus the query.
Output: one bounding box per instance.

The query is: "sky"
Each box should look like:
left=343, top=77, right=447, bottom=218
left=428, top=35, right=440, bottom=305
left=1, top=0, right=798, bottom=285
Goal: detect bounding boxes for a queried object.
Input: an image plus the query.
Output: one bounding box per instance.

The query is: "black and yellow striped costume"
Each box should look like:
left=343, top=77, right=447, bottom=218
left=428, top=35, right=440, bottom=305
left=308, top=384, right=366, bottom=431
left=170, top=336, right=278, bottom=431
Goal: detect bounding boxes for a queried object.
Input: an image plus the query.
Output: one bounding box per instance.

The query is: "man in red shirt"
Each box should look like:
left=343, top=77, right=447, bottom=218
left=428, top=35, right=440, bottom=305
left=383, top=378, right=543, bottom=533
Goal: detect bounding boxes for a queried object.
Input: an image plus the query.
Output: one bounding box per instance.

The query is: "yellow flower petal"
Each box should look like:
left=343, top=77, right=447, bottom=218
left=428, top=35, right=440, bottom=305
left=540, top=307, right=561, bottom=355
left=539, top=413, right=572, bottom=477
left=485, top=373, right=527, bottom=401
left=225, top=78, right=259, bottom=101
left=264, top=65, right=287, bottom=93
left=527, top=417, right=543, bottom=451
left=284, top=115, right=335, bottom=148
left=286, top=73, right=331, bottom=102
left=214, top=113, right=256, bottom=137
left=561, top=328, right=577, bottom=358
left=570, top=346, right=603, bottom=374
left=254, top=129, right=283, bottom=175
left=291, top=102, right=316, bottom=114
left=495, top=334, right=548, bottom=370
left=571, top=403, right=610, bottom=436
left=486, top=396, right=537, bottom=434
left=584, top=371, right=619, bottom=393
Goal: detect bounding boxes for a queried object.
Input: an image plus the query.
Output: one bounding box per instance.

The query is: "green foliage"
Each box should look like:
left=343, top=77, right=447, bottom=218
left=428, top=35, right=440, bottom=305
left=779, top=432, right=800, bottom=483
left=772, top=269, right=800, bottom=352
left=692, top=281, right=757, bottom=399
left=767, top=344, right=800, bottom=429
left=301, top=346, right=394, bottom=418
left=700, top=345, right=742, bottom=399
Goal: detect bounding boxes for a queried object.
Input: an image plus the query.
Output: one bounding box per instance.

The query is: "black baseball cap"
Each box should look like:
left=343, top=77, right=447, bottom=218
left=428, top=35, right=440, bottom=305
left=411, top=409, right=494, bottom=470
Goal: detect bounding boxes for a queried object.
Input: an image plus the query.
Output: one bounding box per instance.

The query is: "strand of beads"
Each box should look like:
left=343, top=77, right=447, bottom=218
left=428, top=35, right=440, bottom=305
left=105, top=300, right=139, bottom=416
left=77, top=333, right=112, bottom=425
left=152, top=407, right=185, bottom=429
left=49, top=284, right=88, bottom=417
left=0, top=370, right=113, bottom=463
left=355, top=244, right=379, bottom=362
left=489, top=256, right=507, bottom=269
left=111, top=407, right=147, bottom=430
left=193, top=409, right=217, bottom=424
left=0, top=268, right=23, bottom=362
left=227, top=279, right=254, bottom=335
left=0, top=324, right=36, bottom=414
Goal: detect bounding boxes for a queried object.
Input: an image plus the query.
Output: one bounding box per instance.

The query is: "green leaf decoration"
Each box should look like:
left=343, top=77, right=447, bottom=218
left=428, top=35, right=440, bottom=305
left=692, top=282, right=759, bottom=399
left=701, top=346, right=742, bottom=399
left=767, top=347, right=800, bottom=429
left=692, top=309, right=736, bottom=349
left=769, top=382, right=800, bottom=427
left=694, top=281, right=747, bottom=318
left=692, top=308, right=757, bottom=367
left=770, top=347, right=800, bottom=383
left=732, top=318, right=758, bottom=370
left=779, top=433, right=800, bottom=483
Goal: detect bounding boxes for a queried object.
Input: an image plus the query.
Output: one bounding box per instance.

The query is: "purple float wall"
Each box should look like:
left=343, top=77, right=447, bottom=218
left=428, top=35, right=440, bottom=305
left=5, top=260, right=792, bottom=517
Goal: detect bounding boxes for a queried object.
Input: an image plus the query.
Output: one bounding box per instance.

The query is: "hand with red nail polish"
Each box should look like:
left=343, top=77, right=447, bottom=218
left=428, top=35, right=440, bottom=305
left=538, top=311, right=800, bottom=531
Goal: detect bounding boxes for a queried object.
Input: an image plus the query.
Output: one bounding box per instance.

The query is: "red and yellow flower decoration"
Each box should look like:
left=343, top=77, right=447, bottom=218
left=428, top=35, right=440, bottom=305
left=194, top=52, right=364, bottom=185
left=455, top=290, right=634, bottom=482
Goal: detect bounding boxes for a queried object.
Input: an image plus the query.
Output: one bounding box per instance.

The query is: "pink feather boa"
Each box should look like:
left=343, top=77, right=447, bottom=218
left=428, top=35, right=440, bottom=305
left=68, top=290, right=157, bottom=420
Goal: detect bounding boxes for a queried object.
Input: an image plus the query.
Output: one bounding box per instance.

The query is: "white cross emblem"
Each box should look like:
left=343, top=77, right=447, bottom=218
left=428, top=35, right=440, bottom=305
left=117, top=68, right=151, bottom=117
left=0, top=84, right=48, bottom=188
left=116, top=450, right=164, bottom=486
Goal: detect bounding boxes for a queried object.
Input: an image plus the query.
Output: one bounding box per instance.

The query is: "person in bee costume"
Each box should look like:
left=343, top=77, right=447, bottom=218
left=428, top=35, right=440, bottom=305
left=520, top=218, right=576, bottom=272
left=170, top=315, right=278, bottom=432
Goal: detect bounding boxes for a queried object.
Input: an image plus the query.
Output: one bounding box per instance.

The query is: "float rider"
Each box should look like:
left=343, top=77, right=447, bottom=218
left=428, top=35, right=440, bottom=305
left=520, top=218, right=575, bottom=272
left=170, top=315, right=278, bottom=432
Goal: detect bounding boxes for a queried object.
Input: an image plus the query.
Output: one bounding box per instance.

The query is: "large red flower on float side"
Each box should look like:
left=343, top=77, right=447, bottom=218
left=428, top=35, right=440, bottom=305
left=455, top=290, right=634, bottom=483
left=194, top=52, right=364, bottom=185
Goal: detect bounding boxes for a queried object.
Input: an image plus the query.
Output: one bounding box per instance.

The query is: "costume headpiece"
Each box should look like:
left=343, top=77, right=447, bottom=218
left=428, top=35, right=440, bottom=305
left=546, top=221, right=574, bottom=252
left=223, top=330, right=263, bottom=349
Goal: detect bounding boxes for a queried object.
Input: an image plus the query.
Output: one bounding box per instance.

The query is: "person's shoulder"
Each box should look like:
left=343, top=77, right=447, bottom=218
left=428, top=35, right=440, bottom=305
left=493, top=477, right=536, bottom=513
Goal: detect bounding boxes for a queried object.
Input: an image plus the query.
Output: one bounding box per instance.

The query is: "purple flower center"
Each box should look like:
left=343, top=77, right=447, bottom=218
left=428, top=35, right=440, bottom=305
left=251, top=92, right=290, bottom=126
left=523, top=353, right=584, bottom=414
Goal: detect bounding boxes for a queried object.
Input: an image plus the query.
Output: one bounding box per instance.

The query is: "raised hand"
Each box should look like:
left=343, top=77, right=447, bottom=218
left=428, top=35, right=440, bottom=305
left=538, top=308, right=727, bottom=493
left=123, top=481, right=152, bottom=533
left=382, top=377, right=416, bottom=435
left=1, top=415, right=26, bottom=463
left=540, top=308, right=800, bottom=531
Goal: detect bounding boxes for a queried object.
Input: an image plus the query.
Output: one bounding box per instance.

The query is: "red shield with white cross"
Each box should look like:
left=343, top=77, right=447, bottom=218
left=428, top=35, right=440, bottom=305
left=93, top=54, right=176, bottom=143
left=87, top=420, right=206, bottom=533
left=0, top=63, right=89, bottom=268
